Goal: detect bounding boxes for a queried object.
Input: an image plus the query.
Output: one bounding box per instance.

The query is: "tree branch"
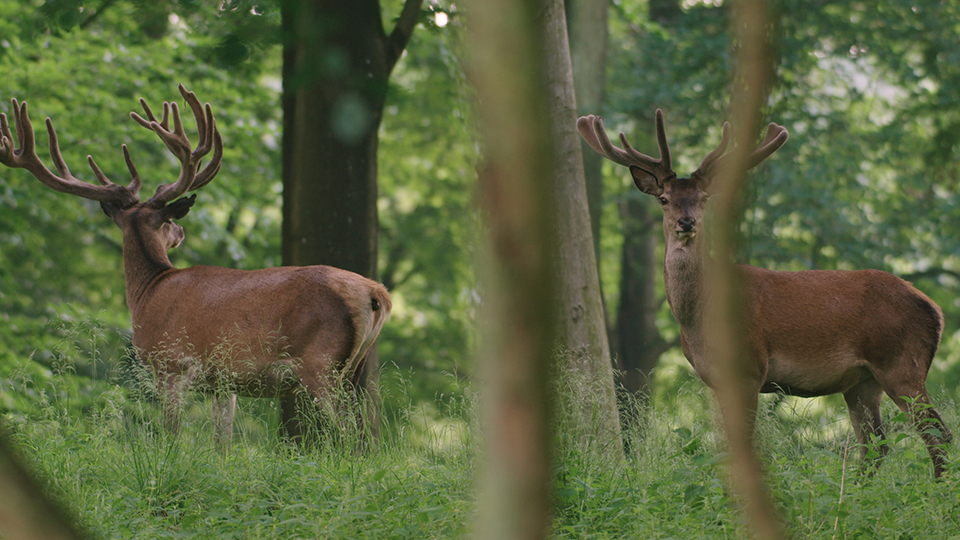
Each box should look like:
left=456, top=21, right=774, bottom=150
left=652, top=334, right=681, bottom=359
left=79, top=0, right=120, bottom=30
left=900, top=267, right=960, bottom=283
left=385, top=0, right=424, bottom=73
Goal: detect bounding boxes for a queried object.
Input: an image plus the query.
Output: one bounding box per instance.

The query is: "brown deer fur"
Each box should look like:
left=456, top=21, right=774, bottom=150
left=0, top=86, right=391, bottom=444
left=578, top=110, right=951, bottom=478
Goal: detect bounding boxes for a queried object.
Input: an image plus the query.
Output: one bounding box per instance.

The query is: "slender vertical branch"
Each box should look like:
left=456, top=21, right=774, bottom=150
left=386, top=0, right=424, bottom=73
left=704, top=0, right=784, bottom=538
left=469, top=1, right=557, bottom=538
left=832, top=435, right=851, bottom=540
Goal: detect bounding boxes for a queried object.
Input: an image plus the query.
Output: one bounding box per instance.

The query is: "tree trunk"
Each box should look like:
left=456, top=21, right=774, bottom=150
left=614, top=0, right=683, bottom=402
left=541, top=0, right=622, bottom=459
left=565, top=0, right=608, bottom=263
left=280, top=0, right=421, bottom=441
left=616, top=195, right=669, bottom=396
left=0, top=428, right=88, bottom=540
left=469, top=1, right=557, bottom=537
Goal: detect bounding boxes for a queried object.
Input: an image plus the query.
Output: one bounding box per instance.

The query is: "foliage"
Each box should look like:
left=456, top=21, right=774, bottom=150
left=0, top=0, right=475, bottom=419
left=602, top=0, right=960, bottom=395
left=2, top=0, right=960, bottom=534
left=4, top=363, right=476, bottom=539
left=375, top=2, right=479, bottom=411
left=552, top=386, right=960, bottom=539
left=5, top=349, right=960, bottom=538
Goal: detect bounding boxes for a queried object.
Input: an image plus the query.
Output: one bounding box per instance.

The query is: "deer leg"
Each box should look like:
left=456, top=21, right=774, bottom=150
left=899, top=393, right=949, bottom=479
left=843, top=377, right=888, bottom=468
left=876, top=371, right=951, bottom=479
left=279, top=378, right=316, bottom=446
left=349, top=355, right=375, bottom=449
left=277, top=368, right=334, bottom=447
left=212, top=393, right=237, bottom=445
left=279, top=394, right=305, bottom=445
left=160, top=372, right=188, bottom=435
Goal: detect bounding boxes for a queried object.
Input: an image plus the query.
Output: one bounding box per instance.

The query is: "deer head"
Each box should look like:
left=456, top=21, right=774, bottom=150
left=0, top=84, right=223, bottom=261
left=577, top=110, right=788, bottom=246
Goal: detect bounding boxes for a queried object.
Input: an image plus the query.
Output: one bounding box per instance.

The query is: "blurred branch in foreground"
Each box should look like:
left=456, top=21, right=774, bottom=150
left=0, top=425, right=90, bottom=540
left=705, top=0, right=785, bottom=538
left=468, top=0, right=557, bottom=539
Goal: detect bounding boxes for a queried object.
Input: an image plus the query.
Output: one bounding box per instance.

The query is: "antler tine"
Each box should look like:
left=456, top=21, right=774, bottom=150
left=140, top=85, right=221, bottom=206
left=1, top=104, right=18, bottom=163
left=179, top=89, right=223, bottom=192
left=190, top=128, right=223, bottom=191
left=615, top=109, right=672, bottom=173
left=694, top=121, right=731, bottom=177
left=577, top=115, right=630, bottom=166
left=0, top=99, right=139, bottom=207
left=86, top=145, right=143, bottom=197
left=696, top=121, right=789, bottom=182
left=577, top=110, right=675, bottom=182
left=179, top=85, right=210, bottom=157
left=120, top=144, right=142, bottom=194
left=0, top=99, right=25, bottom=158
left=745, top=123, right=789, bottom=169
left=652, top=109, right=672, bottom=171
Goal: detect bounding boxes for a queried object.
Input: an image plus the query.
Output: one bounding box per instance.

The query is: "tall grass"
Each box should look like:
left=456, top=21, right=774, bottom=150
left=4, top=326, right=960, bottom=538
left=552, top=383, right=960, bottom=539
left=2, top=331, right=477, bottom=539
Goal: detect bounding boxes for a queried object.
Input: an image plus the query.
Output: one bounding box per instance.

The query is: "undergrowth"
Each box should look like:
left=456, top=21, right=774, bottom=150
left=4, top=329, right=960, bottom=538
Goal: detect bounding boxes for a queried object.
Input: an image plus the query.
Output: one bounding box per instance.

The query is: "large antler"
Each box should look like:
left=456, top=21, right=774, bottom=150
left=0, top=100, right=141, bottom=208
left=693, top=121, right=789, bottom=182
left=577, top=109, right=676, bottom=186
left=132, top=84, right=223, bottom=206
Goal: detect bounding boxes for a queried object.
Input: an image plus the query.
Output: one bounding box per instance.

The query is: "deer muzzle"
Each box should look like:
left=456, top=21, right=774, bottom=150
left=675, top=217, right=697, bottom=241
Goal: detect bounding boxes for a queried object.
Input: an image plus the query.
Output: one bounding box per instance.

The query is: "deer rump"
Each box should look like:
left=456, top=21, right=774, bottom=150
left=135, top=265, right=391, bottom=399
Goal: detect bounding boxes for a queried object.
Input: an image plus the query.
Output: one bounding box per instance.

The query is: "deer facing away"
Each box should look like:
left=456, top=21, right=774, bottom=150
left=0, top=85, right=391, bottom=444
left=578, top=109, right=951, bottom=478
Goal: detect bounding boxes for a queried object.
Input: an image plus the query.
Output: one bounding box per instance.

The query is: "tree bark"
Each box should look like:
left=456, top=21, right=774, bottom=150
left=280, top=0, right=421, bottom=440
left=565, top=0, right=608, bottom=263
left=542, top=0, right=623, bottom=459
left=614, top=0, right=684, bottom=402
left=469, top=1, right=557, bottom=537
left=616, top=195, right=670, bottom=396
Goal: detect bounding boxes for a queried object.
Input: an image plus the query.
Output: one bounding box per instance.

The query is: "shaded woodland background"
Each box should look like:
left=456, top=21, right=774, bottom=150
left=1, top=0, right=959, bottom=443
left=1, top=1, right=959, bottom=539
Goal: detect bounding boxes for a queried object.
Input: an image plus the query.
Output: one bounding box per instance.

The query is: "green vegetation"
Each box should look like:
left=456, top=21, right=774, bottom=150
left=3, top=0, right=960, bottom=537
left=5, top=343, right=960, bottom=538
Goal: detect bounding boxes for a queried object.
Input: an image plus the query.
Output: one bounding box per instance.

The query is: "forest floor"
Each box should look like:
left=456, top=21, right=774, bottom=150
left=4, top=366, right=960, bottom=539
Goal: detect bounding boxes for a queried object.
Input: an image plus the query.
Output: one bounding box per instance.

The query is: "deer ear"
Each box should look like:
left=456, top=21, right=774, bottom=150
left=162, top=194, right=197, bottom=221
left=630, top=166, right=664, bottom=197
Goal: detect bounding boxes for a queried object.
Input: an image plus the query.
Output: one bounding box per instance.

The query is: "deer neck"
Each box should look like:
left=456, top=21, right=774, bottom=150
left=121, top=225, right=175, bottom=317
left=662, top=230, right=706, bottom=334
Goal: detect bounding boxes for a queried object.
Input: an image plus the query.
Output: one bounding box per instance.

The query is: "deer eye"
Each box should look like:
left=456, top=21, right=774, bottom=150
left=658, top=197, right=668, bottom=205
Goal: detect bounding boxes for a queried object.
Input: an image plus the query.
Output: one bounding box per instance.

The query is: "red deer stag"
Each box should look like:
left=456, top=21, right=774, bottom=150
left=578, top=109, right=951, bottom=477
left=0, top=85, right=391, bottom=444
